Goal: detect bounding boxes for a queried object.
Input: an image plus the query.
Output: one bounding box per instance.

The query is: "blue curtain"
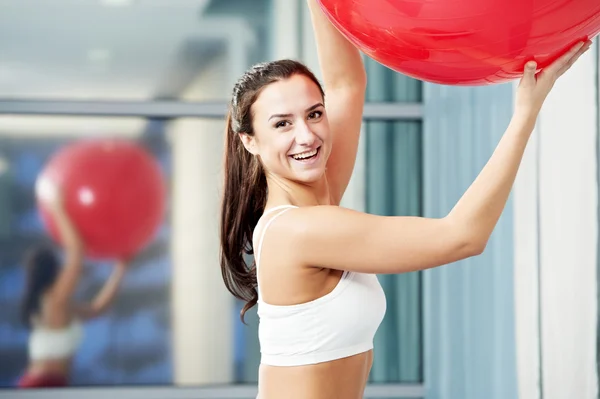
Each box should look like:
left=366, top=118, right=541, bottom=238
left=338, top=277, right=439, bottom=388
left=422, top=82, right=518, bottom=399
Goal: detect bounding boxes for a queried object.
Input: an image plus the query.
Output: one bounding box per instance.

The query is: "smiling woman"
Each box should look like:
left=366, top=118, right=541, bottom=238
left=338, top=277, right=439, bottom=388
left=220, top=60, right=331, bottom=322
left=240, top=74, right=330, bottom=185
left=218, top=0, right=591, bottom=397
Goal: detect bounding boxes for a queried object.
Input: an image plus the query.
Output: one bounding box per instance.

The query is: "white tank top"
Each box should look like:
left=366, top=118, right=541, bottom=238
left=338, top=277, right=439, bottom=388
left=254, top=205, right=387, bottom=367
left=29, top=319, right=83, bottom=361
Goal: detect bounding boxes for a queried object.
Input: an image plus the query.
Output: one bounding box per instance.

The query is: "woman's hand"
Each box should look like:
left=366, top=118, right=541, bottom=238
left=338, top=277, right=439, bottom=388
left=514, top=40, right=592, bottom=121
left=36, top=177, right=65, bottom=213
left=73, top=256, right=130, bottom=320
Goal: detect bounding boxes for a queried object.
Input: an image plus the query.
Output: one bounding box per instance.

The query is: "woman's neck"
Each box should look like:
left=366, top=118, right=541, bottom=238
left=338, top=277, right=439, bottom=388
left=266, top=174, right=332, bottom=208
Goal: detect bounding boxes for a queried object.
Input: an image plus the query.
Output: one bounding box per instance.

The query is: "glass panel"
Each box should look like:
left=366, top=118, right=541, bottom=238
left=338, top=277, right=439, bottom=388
left=364, top=59, right=424, bottom=384
left=0, top=115, right=174, bottom=388
left=365, top=58, right=423, bottom=103
left=0, top=111, right=424, bottom=393
left=365, top=120, right=423, bottom=384
left=0, top=0, right=273, bottom=101
left=0, top=115, right=287, bottom=390
left=236, top=295, right=260, bottom=383
left=0, top=115, right=285, bottom=390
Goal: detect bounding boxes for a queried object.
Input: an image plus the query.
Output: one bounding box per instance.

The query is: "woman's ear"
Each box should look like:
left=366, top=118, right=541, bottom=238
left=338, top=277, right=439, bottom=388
left=238, top=133, right=258, bottom=155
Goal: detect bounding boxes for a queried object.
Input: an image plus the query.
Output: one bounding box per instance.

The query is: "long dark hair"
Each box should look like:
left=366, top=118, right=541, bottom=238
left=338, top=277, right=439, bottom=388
left=220, top=59, right=324, bottom=322
left=20, top=245, right=61, bottom=328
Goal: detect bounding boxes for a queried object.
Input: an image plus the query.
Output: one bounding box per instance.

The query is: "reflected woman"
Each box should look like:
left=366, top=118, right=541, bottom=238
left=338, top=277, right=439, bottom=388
left=18, top=185, right=128, bottom=388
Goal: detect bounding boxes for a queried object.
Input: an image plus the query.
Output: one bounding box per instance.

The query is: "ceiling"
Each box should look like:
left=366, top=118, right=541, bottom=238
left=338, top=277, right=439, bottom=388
left=0, top=0, right=266, bottom=137
left=0, top=0, right=259, bottom=101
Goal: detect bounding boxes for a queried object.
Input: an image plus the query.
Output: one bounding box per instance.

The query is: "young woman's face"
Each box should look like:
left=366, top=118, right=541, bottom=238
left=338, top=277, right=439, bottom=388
left=241, top=74, right=331, bottom=185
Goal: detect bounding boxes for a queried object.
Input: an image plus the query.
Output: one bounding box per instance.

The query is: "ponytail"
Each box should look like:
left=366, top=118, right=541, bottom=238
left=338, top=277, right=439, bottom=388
left=220, top=111, right=267, bottom=323
left=219, top=59, right=324, bottom=323
left=21, top=245, right=60, bottom=328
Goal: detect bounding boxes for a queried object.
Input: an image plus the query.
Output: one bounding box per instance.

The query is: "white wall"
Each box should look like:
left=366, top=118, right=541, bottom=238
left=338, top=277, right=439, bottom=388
left=513, top=41, right=599, bottom=399
left=170, top=52, right=233, bottom=385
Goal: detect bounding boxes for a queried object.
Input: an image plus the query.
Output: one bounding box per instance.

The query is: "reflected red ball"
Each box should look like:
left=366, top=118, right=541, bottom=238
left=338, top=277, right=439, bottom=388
left=36, top=139, right=166, bottom=260
left=317, top=0, right=600, bottom=85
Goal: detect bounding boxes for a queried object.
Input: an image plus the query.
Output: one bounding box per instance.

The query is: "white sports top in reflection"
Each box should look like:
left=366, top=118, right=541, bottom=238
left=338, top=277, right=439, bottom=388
left=29, top=319, right=83, bottom=361
left=254, top=205, right=387, bottom=367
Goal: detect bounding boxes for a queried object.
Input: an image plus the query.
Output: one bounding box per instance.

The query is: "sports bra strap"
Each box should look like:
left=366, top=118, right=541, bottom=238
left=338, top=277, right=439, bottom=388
left=255, top=205, right=298, bottom=268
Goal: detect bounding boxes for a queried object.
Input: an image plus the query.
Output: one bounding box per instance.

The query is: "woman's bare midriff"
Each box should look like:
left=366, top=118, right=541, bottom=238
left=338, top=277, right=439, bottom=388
left=26, top=358, right=72, bottom=377
left=26, top=300, right=74, bottom=378
left=258, top=350, right=373, bottom=399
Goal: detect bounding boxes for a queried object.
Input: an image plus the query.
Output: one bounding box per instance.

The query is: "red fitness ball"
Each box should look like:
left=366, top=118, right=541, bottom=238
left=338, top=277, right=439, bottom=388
left=36, top=139, right=166, bottom=260
left=317, top=0, right=600, bottom=85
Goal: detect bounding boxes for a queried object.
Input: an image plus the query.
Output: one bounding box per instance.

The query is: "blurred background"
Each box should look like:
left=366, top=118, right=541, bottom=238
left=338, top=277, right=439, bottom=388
left=0, top=1, right=598, bottom=399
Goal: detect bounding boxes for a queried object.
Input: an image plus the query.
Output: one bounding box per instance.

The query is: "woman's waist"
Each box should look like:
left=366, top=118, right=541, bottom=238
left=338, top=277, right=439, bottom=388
left=27, top=359, right=72, bottom=376
left=258, top=350, right=373, bottom=399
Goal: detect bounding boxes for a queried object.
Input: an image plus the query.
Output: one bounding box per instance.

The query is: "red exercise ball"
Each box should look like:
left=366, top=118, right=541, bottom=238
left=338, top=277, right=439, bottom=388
left=317, top=0, right=600, bottom=85
left=36, top=139, right=166, bottom=260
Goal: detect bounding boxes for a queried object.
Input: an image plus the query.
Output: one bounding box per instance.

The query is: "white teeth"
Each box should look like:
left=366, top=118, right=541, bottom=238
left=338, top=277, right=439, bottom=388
left=292, top=148, right=318, bottom=160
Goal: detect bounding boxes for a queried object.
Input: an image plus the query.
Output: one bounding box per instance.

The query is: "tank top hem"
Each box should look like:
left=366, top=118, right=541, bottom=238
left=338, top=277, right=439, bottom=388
left=260, top=341, right=374, bottom=367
